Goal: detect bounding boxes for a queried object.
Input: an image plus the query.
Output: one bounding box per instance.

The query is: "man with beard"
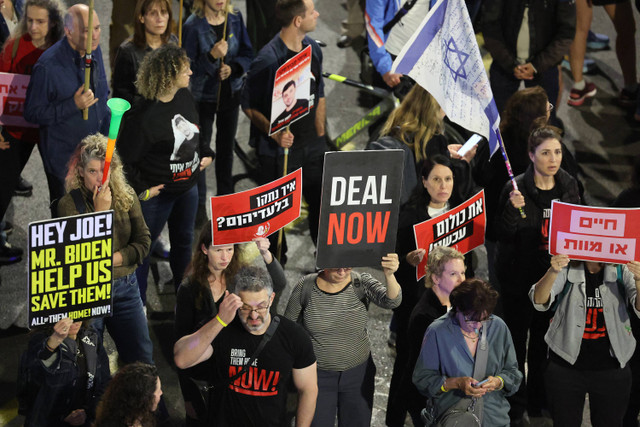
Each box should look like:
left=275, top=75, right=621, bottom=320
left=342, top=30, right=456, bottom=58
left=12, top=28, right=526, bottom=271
left=174, top=266, right=318, bottom=426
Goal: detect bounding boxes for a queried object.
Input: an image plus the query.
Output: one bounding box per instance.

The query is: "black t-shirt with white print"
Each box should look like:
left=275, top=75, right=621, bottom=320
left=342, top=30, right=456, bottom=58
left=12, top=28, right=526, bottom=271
left=211, top=315, right=316, bottom=426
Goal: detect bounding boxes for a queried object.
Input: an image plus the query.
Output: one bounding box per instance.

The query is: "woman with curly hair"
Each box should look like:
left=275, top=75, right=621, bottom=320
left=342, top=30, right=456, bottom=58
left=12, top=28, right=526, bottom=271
left=174, top=225, right=285, bottom=425
left=118, top=44, right=214, bottom=305
left=57, top=133, right=154, bottom=366
left=95, top=362, right=163, bottom=427
left=112, top=0, right=177, bottom=104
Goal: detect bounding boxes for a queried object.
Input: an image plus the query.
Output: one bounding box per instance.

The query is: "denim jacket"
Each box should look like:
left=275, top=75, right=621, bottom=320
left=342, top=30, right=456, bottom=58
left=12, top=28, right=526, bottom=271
left=529, top=263, right=640, bottom=367
left=182, top=11, right=253, bottom=103
left=24, top=38, right=109, bottom=181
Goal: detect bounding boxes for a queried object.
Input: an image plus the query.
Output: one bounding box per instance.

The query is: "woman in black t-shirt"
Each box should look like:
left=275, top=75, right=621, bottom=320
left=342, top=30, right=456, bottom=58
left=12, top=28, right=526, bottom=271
left=495, top=125, right=580, bottom=421
left=531, top=255, right=640, bottom=426
left=118, top=45, right=215, bottom=305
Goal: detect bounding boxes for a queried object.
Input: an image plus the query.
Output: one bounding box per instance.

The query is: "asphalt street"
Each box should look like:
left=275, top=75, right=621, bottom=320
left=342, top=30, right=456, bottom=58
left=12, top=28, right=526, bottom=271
left=1, top=0, right=640, bottom=425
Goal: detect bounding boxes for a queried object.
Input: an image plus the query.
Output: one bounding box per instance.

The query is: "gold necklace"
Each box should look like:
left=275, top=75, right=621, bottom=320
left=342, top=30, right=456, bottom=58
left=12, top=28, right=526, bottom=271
left=461, top=330, right=478, bottom=341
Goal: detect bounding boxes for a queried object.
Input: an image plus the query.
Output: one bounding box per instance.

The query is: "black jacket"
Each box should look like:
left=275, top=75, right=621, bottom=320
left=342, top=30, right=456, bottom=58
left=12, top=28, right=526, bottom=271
left=495, top=165, right=580, bottom=295
left=482, top=0, right=576, bottom=74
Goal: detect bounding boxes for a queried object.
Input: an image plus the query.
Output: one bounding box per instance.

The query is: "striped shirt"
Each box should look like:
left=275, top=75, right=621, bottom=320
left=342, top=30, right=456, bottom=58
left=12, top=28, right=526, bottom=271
left=284, top=272, right=401, bottom=371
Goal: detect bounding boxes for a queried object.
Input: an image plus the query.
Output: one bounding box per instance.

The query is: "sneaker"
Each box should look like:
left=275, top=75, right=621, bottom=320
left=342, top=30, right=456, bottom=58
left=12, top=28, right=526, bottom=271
left=618, top=87, right=638, bottom=109
left=337, top=34, right=353, bottom=48
left=14, top=176, right=33, bottom=197
left=0, top=241, right=23, bottom=265
left=567, top=82, right=597, bottom=106
left=152, top=237, right=170, bottom=259
left=586, top=30, right=610, bottom=51
left=561, top=57, right=597, bottom=75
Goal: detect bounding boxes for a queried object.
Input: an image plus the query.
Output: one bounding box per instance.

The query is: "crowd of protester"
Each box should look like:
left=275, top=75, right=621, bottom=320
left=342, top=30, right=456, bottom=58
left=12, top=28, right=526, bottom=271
left=3, top=0, right=640, bottom=426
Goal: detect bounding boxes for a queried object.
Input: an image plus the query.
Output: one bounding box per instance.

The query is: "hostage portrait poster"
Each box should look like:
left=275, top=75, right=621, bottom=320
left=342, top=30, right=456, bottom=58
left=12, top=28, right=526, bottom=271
left=28, top=211, right=114, bottom=328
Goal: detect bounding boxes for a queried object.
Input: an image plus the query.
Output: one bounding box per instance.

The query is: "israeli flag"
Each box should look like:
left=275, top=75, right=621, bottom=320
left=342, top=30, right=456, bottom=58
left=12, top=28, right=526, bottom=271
left=392, top=0, right=500, bottom=156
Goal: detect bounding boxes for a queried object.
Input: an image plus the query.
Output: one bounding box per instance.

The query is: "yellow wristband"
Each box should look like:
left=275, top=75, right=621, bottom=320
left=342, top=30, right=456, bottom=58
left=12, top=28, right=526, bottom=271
left=216, top=315, right=228, bottom=327
left=496, top=376, right=505, bottom=390
left=441, top=379, right=449, bottom=393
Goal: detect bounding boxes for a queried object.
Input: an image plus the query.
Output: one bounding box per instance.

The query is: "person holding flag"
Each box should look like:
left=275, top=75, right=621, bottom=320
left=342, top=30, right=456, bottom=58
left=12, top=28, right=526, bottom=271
left=24, top=3, right=109, bottom=213
left=495, top=125, right=580, bottom=422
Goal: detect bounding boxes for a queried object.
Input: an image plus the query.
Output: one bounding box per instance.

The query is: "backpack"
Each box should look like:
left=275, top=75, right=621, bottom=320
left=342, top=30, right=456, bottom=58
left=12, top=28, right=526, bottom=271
left=296, top=271, right=368, bottom=323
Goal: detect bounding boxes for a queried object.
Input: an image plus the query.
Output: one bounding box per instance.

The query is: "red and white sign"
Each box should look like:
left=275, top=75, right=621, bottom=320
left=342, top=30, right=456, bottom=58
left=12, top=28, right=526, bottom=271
left=0, top=72, right=36, bottom=127
left=549, top=201, right=640, bottom=263
left=210, top=169, right=302, bottom=245
left=413, top=190, right=486, bottom=280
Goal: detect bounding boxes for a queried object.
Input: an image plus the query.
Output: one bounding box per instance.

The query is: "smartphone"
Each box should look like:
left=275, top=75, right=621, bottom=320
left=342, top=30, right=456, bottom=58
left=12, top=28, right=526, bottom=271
left=473, top=378, right=489, bottom=387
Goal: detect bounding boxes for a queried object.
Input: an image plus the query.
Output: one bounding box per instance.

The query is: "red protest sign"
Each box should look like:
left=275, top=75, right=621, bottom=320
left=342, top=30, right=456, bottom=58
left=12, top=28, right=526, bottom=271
left=269, top=45, right=312, bottom=135
left=210, top=169, right=302, bottom=245
left=0, top=72, right=37, bottom=128
left=549, top=201, right=640, bottom=263
left=413, top=190, right=486, bottom=280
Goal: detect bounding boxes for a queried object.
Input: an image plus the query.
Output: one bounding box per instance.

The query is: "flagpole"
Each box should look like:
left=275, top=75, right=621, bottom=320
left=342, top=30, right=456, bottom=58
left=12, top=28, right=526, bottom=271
left=276, top=127, right=290, bottom=263
left=496, top=130, right=526, bottom=219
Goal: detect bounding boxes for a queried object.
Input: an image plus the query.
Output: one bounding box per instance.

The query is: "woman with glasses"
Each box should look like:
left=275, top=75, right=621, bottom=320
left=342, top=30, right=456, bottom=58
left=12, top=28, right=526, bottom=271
left=283, top=255, right=402, bottom=426
left=530, top=254, right=640, bottom=426
left=494, top=124, right=581, bottom=422
left=174, top=225, right=285, bottom=425
left=413, top=279, right=522, bottom=426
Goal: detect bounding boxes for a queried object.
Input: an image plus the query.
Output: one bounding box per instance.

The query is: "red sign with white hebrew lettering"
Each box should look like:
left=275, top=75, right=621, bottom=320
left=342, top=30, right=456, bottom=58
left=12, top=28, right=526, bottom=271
left=413, top=190, right=486, bottom=281
left=549, top=201, right=640, bottom=263
left=0, top=72, right=36, bottom=127
left=210, top=169, right=302, bottom=245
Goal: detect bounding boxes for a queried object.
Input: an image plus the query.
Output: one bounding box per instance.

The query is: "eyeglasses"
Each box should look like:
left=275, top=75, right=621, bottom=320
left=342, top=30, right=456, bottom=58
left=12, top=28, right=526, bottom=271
left=238, top=304, right=270, bottom=315
left=547, top=102, right=554, bottom=112
left=463, top=312, right=487, bottom=323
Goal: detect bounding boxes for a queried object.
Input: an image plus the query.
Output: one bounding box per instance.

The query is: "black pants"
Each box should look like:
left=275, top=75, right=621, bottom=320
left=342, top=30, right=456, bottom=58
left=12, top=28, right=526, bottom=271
left=0, top=129, right=35, bottom=221
left=503, top=292, right=552, bottom=418
left=546, top=360, right=631, bottom=427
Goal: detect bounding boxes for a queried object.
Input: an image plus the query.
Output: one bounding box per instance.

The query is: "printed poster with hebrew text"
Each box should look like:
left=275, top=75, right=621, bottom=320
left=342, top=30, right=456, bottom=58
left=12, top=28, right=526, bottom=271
left=549, top=201, right=640, bottom=263
left=211, top=169, right=302, bottom=245
left=0, top=72, right=37, bottom=127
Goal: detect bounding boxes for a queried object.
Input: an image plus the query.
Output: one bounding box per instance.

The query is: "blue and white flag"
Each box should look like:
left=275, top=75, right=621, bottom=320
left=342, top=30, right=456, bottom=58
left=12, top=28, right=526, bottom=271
left=392, top=0, right=500, bottom=156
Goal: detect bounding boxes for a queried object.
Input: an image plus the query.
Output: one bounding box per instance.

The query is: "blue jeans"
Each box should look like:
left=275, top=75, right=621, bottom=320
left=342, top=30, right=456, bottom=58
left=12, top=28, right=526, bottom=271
left=136, top=184, right=198, bottom=303
left=92, top=273, right=154, bottom=364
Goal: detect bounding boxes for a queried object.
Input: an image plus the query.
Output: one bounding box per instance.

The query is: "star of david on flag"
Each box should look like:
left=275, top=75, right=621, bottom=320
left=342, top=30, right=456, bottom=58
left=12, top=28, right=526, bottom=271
left=392, top=0, right=500, bottom=157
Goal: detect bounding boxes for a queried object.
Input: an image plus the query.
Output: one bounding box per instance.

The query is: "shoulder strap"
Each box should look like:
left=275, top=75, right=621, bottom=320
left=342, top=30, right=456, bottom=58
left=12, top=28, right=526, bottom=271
left=70, top=188, right=87, bottom=214
left=350, top=271, right=369, bottom=309
left=299, top=273, right=319, bottom=310
left=472, top=320, right=491, bottom=381
left=226, top=315, right=281, bottom=384
left=550, top=276, right=572, bottom=313
left=383, top=0, right=421, bottom=33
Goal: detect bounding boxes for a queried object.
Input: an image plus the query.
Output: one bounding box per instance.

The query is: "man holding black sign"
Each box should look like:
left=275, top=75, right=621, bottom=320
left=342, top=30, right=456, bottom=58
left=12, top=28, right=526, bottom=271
left=174, top=266, right=318, bottom=426
left=242, top=0, right=326, bottom=263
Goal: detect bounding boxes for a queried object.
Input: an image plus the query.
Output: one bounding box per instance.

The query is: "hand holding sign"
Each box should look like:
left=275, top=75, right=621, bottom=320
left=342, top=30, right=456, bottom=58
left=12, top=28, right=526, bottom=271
left=406, top=248, right=426, bottom=267
left=273, top=128, right=294, bottom=149
left=253, top=237, right=273, bottom=264
left=549, top=254, right=570, bottom=273
left=218, top=291, right=243, bottom=325
left=381, top=253, right=399, bottom=275
left=628, top=261, right=640, bottom=281
left=47, top=317, right=78, bottom=349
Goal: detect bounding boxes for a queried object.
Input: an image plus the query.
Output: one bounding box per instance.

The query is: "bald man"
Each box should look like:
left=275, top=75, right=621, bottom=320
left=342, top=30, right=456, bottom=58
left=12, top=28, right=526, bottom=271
left=24, top=4, right=110, bottom=211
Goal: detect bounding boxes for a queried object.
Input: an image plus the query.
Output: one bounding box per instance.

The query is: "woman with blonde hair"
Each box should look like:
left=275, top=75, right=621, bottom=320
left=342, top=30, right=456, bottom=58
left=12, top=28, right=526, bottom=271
left=369, top=85, right=474, bottom=205
left=58, top=133, right=154, bottom=367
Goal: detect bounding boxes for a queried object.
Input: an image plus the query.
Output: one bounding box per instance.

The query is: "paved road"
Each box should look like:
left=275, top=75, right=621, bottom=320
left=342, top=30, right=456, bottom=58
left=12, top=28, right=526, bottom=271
left=1, top=0, right=640, bottom=425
